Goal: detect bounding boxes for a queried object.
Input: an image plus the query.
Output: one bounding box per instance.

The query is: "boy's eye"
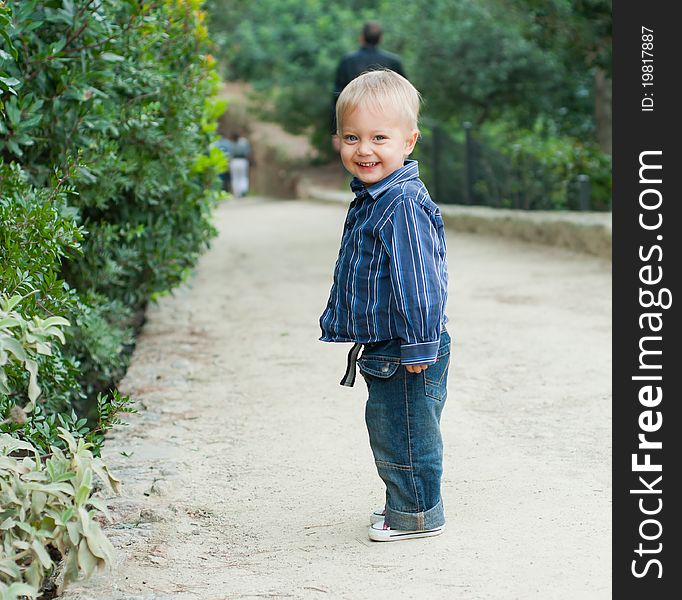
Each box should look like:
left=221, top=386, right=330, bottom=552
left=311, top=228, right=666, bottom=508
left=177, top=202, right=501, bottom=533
left=374, top=135, right=387, bottom=141
left=343, top=134, right=358, bottom=142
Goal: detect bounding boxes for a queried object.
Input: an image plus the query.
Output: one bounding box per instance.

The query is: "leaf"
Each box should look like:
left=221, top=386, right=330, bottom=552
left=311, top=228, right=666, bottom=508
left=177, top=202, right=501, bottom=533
left=84, top=525, right=114, bottom=563
left=31, top=491, right=47, bottom=515
left=91, top=458, right=121, bottom=493
left=2, top=582, right=39, bottom=599
left=0, top=372, right=10, bottom=395
left=42, top=326, right=66, bottom=344
left=78, top=507, right=114, bottom=562
left=66, top=521, right=81, bottom=546
left=57, top=427, right=78, bottom=454
left=77, top=537, right=98, bottom=578
left=54, top=471, right=77, bottom=483
left=4, top=99, right=20, bottom=126
left=41, top=316, right=71, bottom=329
left=61, top=547, right=80, bottom=587
left=0, top=558, right=21, bottom=578
left=0, top=433, right=38, bottom=457
left=0, top=317, right=21, bottom=328
left=24, top=559, right=43, bottom=590
left=31, top=539, right=53, bottom=570
left=0, top=30, right=18, bottom=60
left=24, top=482, right=74, bottom=496
left=3, top=295, right=23, bottom=312
left=60, top=507, right=75, bottom=524
left=25, top=358, right=41, bottom=402
left=74, top=468, right=93, bottom=506
left=86, top=497, right=112, bottom=522
left=35, top=341, right=52, bottom=356
left=0, top=337, right=26, bottom=362
left=0, top=76, right=20, bottom=87
left=100, top=52, right=125, bottom=62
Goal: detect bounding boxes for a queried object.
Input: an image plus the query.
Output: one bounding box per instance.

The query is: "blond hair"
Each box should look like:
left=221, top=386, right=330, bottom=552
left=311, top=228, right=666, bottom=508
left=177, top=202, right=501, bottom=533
left=336, top=70, right=421, bottom=134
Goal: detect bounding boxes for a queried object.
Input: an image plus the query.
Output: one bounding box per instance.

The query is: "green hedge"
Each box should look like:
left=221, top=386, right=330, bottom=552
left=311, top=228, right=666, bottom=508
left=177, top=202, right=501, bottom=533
left=2, top=1, right=224, bottom=592
left=1, top=0, right=224, bottom=445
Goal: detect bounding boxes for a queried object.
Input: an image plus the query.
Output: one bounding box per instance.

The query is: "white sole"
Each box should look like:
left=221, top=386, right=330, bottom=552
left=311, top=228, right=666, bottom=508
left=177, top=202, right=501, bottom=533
left=368, top=522, right=445, bottom=542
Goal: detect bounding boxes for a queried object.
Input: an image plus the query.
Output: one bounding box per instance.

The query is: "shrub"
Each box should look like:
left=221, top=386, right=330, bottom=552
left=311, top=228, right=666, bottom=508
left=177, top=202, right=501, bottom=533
left=1, top=0, right=223, bottom=437
left=2, top=1, right=223, bottom=590
left=477, top=118, right=612, bottom=210
left=0, top=163, right=136, bottom=455
left=414, top=118, right=611, bottom=210
left=0, top=429, right=120, bottom=598
left=3, top=0, right=225, bottom=309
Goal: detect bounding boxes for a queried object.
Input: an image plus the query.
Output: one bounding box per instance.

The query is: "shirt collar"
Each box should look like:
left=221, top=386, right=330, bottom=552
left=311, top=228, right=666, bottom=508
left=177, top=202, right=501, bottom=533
left=350, top=159, right=420, bottom=200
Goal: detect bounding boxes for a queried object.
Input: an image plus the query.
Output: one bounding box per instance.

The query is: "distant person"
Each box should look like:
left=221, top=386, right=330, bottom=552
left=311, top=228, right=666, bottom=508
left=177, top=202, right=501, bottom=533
left=319, top=71, right=450, bottom=542
left=229, top=130, right=252, bottom=198
left=331, top=21, right=406, bottom=152
left=212, top=135, right=234, bottom=192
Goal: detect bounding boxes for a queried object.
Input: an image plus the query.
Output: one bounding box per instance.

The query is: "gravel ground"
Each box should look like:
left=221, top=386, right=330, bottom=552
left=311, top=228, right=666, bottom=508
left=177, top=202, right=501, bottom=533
left=62, top=197, right=611, bottom=600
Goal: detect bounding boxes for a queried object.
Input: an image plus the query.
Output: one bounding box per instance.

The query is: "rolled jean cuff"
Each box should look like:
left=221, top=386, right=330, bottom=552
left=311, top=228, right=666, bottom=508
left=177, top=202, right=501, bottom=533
left=385, top=497, right=445, bottom=531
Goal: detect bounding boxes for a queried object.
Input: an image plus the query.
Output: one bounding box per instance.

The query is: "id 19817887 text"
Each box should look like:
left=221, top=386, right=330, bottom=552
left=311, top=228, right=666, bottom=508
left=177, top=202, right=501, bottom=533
left=641, top=26, right=654, bottom=112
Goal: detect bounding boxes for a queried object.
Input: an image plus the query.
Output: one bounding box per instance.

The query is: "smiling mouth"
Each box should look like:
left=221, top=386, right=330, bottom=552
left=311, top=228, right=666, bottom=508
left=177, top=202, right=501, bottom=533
left=357, top=162, right=379, bottom=167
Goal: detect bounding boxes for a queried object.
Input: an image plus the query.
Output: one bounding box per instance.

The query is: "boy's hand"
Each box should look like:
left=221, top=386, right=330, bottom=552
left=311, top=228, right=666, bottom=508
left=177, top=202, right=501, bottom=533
left=405, top=364, right=429, bottom=374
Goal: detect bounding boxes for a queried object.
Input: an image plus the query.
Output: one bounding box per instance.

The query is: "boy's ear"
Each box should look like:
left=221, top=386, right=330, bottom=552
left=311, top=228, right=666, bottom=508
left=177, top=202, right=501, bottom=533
left=404, top=130, right=419, bottom=155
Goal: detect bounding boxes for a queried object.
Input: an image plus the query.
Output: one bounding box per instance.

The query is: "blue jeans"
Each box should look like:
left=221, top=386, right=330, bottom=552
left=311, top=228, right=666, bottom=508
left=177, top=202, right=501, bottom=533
left=358, top=331, right=451, bottom=530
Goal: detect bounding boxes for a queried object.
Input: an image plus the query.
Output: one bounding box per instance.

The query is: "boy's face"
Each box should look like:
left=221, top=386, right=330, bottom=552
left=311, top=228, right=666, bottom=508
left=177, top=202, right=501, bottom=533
left=339, top=103, right=418, bottom=186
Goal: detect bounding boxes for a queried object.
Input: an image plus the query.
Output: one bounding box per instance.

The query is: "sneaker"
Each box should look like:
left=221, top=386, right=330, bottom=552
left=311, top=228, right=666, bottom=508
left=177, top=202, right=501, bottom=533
left=368, top=519, right=445, bottom=542
left=370, top=508, right=385, bottom=525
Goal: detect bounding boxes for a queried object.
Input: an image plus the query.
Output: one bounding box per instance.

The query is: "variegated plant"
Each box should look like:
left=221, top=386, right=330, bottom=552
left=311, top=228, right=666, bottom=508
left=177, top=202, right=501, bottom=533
left=0, top=428, right=120, bottom=597
left=0, top=293, right=70, bottom=407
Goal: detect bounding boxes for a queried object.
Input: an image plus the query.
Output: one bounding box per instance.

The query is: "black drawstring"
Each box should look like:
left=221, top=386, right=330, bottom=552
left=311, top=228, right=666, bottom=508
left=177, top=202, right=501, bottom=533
left=340, top=343, right=363, bottom=387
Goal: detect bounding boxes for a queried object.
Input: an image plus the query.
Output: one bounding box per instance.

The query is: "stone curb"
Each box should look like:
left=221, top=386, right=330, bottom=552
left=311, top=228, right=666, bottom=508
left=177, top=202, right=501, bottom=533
left=297, top=180, right=612, bottom=259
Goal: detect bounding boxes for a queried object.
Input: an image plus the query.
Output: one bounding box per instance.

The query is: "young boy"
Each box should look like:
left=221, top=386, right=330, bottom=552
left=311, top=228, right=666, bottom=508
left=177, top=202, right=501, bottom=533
left=319, top=70, right=450, bottom=542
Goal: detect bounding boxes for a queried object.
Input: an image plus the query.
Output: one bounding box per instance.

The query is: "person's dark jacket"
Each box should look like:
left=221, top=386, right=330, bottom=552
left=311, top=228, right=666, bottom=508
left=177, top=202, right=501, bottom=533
left=331, top=45, right=406, bottom=133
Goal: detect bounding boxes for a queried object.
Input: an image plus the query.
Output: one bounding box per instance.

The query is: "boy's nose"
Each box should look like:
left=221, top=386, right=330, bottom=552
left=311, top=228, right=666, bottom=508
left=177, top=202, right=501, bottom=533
left=356, top=141, right=372, bottom=155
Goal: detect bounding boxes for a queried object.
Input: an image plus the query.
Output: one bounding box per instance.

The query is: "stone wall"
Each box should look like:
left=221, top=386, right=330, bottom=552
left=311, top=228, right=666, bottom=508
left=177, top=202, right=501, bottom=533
left=297, top=180, right=612, bottom=259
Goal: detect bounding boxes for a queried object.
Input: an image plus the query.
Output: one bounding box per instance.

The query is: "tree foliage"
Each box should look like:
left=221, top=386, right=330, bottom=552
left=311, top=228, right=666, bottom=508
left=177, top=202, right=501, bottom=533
left=207, top=0, right=611, bottom=206
left=385, top=1, right=565, bottom=128
left=206, top=0, right=381, bottom=155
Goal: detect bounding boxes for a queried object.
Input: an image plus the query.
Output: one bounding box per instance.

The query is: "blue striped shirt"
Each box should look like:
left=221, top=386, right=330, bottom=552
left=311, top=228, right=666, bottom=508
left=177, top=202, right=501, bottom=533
left=319, top=160, right=448, bottom=365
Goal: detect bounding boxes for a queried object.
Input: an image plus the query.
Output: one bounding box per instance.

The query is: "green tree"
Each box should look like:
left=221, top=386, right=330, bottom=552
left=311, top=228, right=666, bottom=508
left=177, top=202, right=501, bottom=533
left=383, top=0, right=567, bottom=128
left=206, top=0, right=383, bottom=157
left=517, top=0, right=612, bottom=152
left=206, top=0, right=611, bottom=206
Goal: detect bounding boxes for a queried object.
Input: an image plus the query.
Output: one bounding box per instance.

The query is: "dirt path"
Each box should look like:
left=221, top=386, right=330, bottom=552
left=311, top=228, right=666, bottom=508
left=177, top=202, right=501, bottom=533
left=63, top=197, right=611, bottom=600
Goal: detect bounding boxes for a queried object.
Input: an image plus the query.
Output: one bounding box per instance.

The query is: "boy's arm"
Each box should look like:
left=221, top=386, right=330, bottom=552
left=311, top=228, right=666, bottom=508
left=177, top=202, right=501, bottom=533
left=380, top=198, right=446, bottom=366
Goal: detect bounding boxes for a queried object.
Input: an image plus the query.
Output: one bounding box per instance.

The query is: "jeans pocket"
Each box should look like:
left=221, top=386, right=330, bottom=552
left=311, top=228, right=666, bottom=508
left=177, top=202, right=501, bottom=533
left=424, top=350, right=450, bottom=401
left=358, top=357, right=400, bottom=379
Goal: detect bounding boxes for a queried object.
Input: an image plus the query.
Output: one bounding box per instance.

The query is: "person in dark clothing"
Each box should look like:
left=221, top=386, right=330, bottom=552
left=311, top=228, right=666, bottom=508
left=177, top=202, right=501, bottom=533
left=331, top=21, right=406, bottom=151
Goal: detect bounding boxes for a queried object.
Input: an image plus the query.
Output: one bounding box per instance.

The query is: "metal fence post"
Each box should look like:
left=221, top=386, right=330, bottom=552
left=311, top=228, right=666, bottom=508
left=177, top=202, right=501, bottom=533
left=432, top=124, right=441, bottom=203
left=463, top=122, right=474, bottom=205
left=578, top=174, right=591, bottom=211
left=512, top=143, right=521, bottom=209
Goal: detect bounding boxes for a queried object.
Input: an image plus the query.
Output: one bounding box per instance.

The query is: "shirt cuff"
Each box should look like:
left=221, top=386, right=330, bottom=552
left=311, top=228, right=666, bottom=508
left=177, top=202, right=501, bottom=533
left=400, top=339, right=440, bottom=365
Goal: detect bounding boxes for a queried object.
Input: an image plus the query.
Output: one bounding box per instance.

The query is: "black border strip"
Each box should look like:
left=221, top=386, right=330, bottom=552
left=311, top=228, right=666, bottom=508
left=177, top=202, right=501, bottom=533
left=613, top=2, right=680, bottom=596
